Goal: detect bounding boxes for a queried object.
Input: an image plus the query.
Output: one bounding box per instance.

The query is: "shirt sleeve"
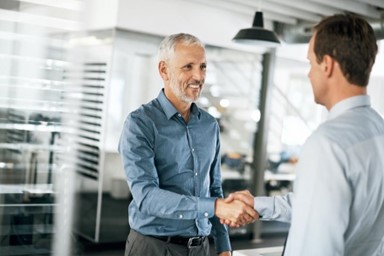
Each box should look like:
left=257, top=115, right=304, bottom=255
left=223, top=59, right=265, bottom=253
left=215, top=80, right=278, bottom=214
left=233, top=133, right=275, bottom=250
left=255, top=193, right=293, bottom=223
left=118, top=113, right=215, bottom=220
left=285, top=132, right=350, bottom=256
left=209, top=125, right=231, bottom=254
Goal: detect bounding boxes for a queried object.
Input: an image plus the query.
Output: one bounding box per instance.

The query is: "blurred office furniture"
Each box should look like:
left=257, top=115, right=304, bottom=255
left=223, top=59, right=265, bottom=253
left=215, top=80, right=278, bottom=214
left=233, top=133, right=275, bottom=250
left=265, top=151, right=297, bottom=196
left=233, top=246, right=284, bottom=256
left=221, top=153, right=253, bottom=238
left=256, top=152, right=296, bottom=235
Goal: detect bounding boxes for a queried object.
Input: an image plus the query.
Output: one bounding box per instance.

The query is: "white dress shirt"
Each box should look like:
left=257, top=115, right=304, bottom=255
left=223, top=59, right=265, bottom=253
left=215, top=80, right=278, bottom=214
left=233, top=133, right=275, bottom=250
left=255, top=95, right=384, bottom=256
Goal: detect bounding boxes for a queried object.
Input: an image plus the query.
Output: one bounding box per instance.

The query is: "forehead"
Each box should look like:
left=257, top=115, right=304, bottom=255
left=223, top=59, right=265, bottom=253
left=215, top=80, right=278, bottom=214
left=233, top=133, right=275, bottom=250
left=171, top=43, right=206, bottom=62
left=307, top=34, right=316, bottom=58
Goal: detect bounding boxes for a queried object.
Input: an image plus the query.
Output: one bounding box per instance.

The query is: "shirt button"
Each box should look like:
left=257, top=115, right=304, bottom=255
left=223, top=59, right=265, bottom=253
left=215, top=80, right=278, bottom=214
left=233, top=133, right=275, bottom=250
left=192, top=148, right=195, bottom=152
left=204, top=212, right=208, bottom=217
left=195, top=172, right=198, bottom=176
left=179, top=214, right=183, bottom=219
left=178, top=114, right=181, bottom=117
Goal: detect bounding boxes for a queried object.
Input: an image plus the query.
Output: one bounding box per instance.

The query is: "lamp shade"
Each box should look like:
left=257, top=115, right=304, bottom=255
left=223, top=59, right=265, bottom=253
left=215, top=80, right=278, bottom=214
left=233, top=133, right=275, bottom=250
left=233, top=11, right=280, bottom=47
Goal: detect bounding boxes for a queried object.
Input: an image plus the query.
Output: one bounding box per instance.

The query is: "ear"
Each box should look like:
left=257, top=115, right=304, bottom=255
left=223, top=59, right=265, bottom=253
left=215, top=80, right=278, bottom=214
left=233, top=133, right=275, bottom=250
left=322, top=55, right=334, bottom=78
left=158, top=61, right=170, bottom=81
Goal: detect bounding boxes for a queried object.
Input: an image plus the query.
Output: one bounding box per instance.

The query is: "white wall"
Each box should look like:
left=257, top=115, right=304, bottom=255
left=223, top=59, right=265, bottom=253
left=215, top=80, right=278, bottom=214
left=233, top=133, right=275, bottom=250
left=83, top=0, right=119, bottom=30
left=276, top=41, right=384, bottom=102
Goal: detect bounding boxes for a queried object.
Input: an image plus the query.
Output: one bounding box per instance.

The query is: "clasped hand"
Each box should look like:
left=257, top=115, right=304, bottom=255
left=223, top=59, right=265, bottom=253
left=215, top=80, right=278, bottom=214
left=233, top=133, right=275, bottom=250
left=215, top=190, right=260, bottom=228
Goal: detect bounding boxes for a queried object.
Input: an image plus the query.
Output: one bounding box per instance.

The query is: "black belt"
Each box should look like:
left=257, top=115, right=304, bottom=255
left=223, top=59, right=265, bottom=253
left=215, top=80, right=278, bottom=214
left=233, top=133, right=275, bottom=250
left=150, top=235, right=206, bottom=248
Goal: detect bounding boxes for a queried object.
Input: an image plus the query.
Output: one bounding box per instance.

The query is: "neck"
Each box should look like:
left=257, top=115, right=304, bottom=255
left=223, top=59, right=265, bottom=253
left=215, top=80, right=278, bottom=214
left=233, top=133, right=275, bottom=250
left=326, top=83, right=367, bottom=110
left=164, top=87, right=192, bottom=122
left=179, top=108, right=191, bottom=122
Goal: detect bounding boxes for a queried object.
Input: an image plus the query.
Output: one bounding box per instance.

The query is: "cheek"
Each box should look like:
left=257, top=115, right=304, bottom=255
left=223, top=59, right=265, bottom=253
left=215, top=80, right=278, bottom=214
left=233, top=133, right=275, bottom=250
left=308, top=66, right=321, bottom=85
left=307, top=71, right=314, bottom=88
left=307, top=66, right=314, bottom=80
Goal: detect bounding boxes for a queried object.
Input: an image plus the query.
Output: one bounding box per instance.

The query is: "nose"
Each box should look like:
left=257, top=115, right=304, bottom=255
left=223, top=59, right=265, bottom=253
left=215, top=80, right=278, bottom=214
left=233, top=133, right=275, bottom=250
left=192, top=67, right=205, bottom=83
left=307, top=68, right=311, bottom=79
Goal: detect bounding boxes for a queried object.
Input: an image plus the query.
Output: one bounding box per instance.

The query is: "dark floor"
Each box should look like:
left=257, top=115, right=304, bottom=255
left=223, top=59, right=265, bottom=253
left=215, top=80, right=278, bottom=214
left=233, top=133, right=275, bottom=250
left=72, top=193, right=289, bottom=255
left=76, top=233, right=287, bottom=256
left=0, top=192, right=289, bottom=256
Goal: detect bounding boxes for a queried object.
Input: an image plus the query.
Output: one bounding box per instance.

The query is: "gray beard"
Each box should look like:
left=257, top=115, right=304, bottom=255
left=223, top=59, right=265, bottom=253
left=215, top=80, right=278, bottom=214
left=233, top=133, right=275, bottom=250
left=170, top=80, right=196, bottom=104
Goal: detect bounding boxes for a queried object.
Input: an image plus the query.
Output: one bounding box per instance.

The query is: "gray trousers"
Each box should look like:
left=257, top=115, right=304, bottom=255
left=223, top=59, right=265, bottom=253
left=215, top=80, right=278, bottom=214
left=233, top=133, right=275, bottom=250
left=125, top=229, right=210, bottom=256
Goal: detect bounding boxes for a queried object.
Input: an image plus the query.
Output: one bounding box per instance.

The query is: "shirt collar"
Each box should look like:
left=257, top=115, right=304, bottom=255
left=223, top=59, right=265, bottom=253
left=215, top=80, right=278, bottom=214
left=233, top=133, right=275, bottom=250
left=328, top=95, right=371, bottom=120
left=157, top=89, right=201, bottom=120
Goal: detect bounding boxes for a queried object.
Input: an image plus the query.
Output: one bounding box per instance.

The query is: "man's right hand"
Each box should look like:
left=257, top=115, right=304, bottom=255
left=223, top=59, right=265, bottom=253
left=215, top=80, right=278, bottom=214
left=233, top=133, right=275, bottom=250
left=214, top=196, right=258, bottom=228
left=225, top=190, right=255, bottom=207
left=219, top=190, right=260, bottom=227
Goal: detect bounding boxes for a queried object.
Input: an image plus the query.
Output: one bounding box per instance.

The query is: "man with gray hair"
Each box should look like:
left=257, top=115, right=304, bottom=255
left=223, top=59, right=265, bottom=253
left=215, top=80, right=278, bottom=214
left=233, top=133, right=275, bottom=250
left=119, top=33, right=258, bottom=256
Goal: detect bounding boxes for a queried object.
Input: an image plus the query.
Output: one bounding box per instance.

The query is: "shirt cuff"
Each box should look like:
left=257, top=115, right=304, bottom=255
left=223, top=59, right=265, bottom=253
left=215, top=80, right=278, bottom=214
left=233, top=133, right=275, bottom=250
left=254, top=196, right=274, bottom=219
left=197, top=197, right=216, bottom=219
left=215, top=233, right=231, bottom=254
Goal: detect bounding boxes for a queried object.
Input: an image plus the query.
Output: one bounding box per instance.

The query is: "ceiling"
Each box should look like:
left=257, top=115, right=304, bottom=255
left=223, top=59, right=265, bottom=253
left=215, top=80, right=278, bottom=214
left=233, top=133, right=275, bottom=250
left=0, top=0, right=382, bottom=46
left=188, top=0, right=384, bottom=43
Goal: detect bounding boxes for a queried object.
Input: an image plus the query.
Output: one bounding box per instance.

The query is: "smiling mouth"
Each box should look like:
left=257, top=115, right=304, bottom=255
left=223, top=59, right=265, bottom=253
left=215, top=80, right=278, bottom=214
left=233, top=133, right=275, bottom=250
left=188, top=84, right=201, bottom=89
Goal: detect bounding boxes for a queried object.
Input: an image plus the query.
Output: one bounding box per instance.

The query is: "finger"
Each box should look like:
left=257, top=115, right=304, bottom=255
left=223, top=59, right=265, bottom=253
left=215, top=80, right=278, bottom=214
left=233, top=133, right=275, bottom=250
left=220, top=218, right=229, bottom=225
left=234, top=210, right=249, bottom=226
left=227, top=220, right=239, bottom=228
left=238, top=215, right=248, bottom=226
left=235, top=201, right=258, bottom=223
left=229, top=221, right=240, bottom=228
left=233, top=193, right=254, bottom=207
left=236, top=190, right=252, bottom=196
left=221, top=218, right=234, bottom=226
left=239, top=212, right=258, bottom=225
left=224, top=193, right=234, bottom=203
left=242, top=213, right=255, bottom=224
left=243, top=204, right=259, bottom=219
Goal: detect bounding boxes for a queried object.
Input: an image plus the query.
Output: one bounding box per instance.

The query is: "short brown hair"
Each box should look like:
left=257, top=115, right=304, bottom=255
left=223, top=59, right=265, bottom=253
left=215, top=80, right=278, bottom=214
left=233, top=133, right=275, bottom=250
left=313, top=14, right=378, bottom=87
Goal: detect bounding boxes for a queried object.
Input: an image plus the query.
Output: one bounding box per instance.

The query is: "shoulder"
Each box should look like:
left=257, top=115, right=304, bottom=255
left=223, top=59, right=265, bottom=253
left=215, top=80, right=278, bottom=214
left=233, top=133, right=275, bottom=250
left=127, top=98, right=162, bottom=122
left=314, top=107, right=384, bottom=150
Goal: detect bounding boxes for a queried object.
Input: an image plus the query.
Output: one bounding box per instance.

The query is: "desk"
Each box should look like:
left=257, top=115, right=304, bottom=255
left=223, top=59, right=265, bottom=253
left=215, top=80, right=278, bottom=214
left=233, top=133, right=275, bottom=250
left=0, top=184, right=53, bottom=194
left=233, top=246, right=283, bottom=256
left=264, top=170, right=295, bottom=181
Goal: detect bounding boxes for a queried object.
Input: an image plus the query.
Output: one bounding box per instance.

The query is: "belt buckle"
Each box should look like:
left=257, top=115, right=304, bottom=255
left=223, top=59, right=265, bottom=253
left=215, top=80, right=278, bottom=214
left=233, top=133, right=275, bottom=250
left=187, top=237, right=202, bottom=248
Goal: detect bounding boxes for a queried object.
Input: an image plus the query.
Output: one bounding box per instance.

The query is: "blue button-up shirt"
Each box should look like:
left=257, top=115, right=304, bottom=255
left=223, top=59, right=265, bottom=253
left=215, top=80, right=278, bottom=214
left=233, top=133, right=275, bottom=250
left=118, top=90, right=231, bottom=253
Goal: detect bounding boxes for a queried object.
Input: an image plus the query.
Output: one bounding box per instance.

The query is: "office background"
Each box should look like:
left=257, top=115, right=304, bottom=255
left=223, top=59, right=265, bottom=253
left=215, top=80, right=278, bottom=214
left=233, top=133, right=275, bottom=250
left=0, top=0, right=383, bottom=255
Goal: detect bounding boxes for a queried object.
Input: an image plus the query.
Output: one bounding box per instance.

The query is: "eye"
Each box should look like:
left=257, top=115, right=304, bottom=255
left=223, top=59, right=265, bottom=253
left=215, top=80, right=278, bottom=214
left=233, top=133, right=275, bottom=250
left=182, top=64, right=193, bottom=70
left=201, top=64, right=207, bottom=71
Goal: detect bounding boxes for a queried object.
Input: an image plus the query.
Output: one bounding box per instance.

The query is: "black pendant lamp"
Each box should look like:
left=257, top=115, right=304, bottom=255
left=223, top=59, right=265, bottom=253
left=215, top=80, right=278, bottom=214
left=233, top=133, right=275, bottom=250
left=233, top=11, right=280, bottom=47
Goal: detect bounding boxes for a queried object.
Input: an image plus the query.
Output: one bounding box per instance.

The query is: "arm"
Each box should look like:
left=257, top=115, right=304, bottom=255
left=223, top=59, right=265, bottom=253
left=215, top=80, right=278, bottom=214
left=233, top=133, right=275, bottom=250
left=119, top=114, right=215, bottom=220
left=254, top=193, right=293, bottom=222
left=208, top=125, right=231, bottom=255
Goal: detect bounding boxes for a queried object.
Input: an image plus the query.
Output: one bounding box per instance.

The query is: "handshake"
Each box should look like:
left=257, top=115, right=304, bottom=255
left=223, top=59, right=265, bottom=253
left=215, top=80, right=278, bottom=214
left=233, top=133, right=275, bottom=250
left=215, top=190, right=260, bottom=228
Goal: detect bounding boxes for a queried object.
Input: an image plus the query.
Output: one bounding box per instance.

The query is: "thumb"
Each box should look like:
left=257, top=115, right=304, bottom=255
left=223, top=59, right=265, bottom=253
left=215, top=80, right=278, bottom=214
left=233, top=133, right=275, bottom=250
left=224, top=193, right=234, bottom=203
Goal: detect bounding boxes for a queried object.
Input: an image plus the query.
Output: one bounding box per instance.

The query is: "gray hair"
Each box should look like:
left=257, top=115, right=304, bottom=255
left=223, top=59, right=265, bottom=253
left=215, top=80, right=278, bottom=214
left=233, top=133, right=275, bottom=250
left=158, top=33, right=205, bottom=62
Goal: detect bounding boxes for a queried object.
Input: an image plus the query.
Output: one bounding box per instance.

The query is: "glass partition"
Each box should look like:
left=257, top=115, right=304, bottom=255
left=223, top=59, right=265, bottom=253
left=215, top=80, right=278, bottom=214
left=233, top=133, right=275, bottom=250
left=0, top=1, right=82, bottom=255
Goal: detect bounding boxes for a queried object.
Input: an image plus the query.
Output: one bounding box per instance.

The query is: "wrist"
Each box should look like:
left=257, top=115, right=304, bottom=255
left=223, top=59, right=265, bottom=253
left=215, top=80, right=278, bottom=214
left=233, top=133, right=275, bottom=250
left=214, top=198, right=223, bottom=216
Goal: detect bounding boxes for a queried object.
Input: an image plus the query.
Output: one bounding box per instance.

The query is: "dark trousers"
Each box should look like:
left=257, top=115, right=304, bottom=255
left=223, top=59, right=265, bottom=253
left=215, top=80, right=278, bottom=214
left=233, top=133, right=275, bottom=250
left=125, top=229, right=210, bottom=256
